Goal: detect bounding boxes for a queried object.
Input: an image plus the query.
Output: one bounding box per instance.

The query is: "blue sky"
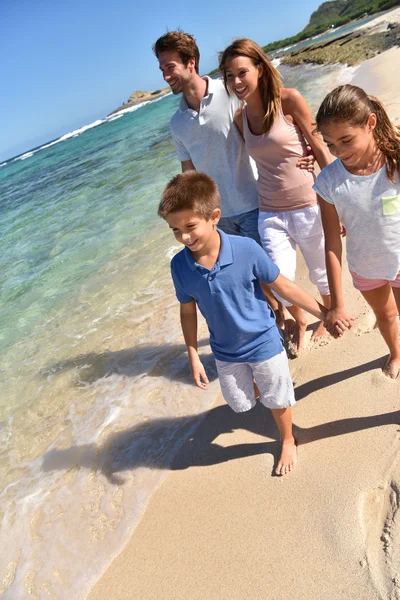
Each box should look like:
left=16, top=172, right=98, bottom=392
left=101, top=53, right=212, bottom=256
left=1, top=0, right=324, bottom=162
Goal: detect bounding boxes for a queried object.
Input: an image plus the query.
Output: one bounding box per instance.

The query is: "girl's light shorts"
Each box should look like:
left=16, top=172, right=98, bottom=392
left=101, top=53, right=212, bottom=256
left=350, top=270, right=400, bottom=292
left=215, top=350, right=295, bottom=413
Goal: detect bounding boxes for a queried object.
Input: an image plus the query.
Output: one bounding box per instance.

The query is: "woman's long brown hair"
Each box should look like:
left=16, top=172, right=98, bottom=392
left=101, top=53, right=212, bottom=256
left=219, top=38, right=282, bottom=135
left=316, top=84, right=400, bottom=182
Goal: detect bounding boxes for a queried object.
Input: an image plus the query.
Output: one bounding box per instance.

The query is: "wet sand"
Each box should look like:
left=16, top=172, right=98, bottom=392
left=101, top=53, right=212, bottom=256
left=87, top=48, right=400, bottom=600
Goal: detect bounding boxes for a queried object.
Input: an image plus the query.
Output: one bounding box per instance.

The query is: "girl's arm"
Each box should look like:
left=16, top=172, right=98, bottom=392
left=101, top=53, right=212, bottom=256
left=319, top=196, right=353, bottom=333
left=281, top=88, right=332, bottom=170
left=180, top=300, right=209, bottom=389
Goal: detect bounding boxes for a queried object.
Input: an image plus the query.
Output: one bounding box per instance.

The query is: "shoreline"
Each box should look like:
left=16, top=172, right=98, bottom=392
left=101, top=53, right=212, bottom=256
left=281, top=7, right=400, bottom=66
left=86, top=47, right=400, bottom=600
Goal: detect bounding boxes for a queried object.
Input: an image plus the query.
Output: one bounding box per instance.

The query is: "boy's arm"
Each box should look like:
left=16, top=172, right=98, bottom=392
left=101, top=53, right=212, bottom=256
left=264, top=277, right=326, bottom=321
left=252, top=239, right=326, bottom=323
left=180, top=301, right=209, bottom=390
left=319, top=196, right=353, bottom=333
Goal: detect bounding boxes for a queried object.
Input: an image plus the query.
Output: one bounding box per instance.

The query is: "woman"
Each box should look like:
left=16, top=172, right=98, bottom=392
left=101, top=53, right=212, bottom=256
left=219, top=39, right=333, bottom=354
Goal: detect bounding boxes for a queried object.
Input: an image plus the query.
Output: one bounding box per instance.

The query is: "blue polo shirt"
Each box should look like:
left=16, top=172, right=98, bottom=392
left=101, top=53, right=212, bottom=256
left=170, top=229, right=282, bottom=363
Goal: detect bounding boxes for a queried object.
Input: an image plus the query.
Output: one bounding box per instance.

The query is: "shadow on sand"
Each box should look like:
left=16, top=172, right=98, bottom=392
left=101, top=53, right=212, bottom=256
left=42, top=354, right=399, bottom=483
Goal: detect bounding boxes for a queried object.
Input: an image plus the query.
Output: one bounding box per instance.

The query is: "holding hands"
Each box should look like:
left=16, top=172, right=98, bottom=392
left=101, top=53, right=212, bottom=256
left=296, top=145, right=315, bottom=172
left=324, top=306, right=354, bottom=338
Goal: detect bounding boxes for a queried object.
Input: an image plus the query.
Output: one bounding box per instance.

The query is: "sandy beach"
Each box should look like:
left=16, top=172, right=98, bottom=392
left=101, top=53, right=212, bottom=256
left=87, top=48, right=400, bottom=600
left=356, top=6, right=400, bottom=33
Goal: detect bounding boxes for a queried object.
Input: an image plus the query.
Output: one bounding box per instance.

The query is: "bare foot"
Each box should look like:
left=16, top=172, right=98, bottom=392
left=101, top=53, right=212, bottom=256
left=382, top=355, right=400, bottom=379
left=311, top=320, right=329, bottom=342
left=288, top=320, right=307, bottom=357
left=275, top=438, right=297, bottom=476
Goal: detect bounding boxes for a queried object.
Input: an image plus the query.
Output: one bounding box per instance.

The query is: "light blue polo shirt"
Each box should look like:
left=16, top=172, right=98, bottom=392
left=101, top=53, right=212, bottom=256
left=170, top=229, right=282, bottom=363
left=170, top=77, right=258, bottom=218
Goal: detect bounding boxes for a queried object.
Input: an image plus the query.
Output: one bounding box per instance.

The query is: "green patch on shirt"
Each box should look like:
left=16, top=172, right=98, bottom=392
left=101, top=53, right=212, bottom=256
left=382, top=194, right=400, bottom=216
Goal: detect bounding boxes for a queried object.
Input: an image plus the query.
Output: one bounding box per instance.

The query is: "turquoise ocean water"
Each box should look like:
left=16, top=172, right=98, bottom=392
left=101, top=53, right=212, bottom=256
left=1, top=57, right=359, bottom=598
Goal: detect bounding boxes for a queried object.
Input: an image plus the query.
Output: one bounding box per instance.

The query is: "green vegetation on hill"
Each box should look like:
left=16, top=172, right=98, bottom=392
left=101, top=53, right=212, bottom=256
left=339, top=0, right=391, bottom=15
left=304, top=0, right=347, bottom=31
left=305, top=0, right=398, bottom=30
left=262, top=0, right=400, bottom=52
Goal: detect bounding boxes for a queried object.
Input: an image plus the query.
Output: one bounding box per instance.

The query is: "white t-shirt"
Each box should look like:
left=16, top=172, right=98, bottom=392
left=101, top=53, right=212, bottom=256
left=170, top=77, right=258, bottom=218
left=313, top=159, right=400, bottom=279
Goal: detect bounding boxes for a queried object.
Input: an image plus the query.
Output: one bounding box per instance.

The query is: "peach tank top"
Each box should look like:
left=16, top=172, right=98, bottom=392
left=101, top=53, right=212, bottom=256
left=242, top=105, right=317, bottom=212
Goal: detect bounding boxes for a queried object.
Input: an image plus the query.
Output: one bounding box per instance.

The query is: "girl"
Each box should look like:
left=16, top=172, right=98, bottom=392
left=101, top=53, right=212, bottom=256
left=314, top=84, right=400, bottom=378
left=219, top=39, right=333, bottom=355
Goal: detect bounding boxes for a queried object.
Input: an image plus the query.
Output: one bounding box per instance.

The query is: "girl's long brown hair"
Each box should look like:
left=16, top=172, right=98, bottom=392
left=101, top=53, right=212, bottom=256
left=219, top=39, right=282, bottom=135
left=316, top=84, right=400, bottom=182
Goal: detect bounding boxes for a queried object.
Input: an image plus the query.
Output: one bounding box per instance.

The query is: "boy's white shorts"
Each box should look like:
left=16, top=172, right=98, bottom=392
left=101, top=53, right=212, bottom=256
left=258, top=205, right=329, bottom=306
left=215, top=350, right=295, bottom=413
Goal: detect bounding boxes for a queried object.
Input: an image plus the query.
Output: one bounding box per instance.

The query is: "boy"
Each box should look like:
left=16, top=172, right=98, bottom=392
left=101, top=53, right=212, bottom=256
left=158, top=171, right=328, bottom=475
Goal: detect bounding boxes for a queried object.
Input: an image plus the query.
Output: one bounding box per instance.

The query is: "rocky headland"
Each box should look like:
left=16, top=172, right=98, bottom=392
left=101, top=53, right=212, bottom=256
left=281, top=9, right=400, bottom=66
left=108, top=88, right=170, bottom=116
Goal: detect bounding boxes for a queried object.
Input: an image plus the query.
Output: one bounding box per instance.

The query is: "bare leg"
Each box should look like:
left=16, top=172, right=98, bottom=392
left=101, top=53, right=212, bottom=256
left=273, top=303, right=297, bottom=340
left=262, top=285, right=282, bottom=325
left=262, top=284, right=279, bottom=311
left=311, top=293, right=331, bottom=341
left=286, top=305, right=308, bottom=356
left=271, top=407, right=297, bottom=476
left=391, top=286, right=400, bottom=316
left=362, top=284, right=400, bottom=379
left=261, top=286, right=296, bottom=338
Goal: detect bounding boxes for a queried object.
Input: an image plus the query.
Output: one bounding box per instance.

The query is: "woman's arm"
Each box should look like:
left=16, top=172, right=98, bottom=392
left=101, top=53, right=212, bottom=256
left=319, top=196, right=353, bottom=332
left=281, top=88, right=332, bottom=170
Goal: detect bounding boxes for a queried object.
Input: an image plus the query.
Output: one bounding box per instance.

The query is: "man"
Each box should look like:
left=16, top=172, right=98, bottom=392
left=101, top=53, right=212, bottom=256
left=153, top=30, right=260, bottom=242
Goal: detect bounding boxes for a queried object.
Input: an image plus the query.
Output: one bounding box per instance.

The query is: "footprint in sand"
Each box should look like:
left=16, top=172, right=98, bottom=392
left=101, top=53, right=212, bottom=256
left=361, top=475, right=400, bottom=599
left=352, top=310, right=377, bottom=336
left=286, top=327, right=332, bottom=358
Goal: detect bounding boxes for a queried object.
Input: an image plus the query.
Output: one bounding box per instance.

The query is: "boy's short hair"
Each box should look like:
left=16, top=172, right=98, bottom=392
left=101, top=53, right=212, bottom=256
left=158, top=171, right=220, bottom=219
left=153, top=31, right=200, bottom=74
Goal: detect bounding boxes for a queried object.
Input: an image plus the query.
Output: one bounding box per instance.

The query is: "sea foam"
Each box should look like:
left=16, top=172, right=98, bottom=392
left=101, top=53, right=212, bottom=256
left=8, top=92, right=173, bottom=166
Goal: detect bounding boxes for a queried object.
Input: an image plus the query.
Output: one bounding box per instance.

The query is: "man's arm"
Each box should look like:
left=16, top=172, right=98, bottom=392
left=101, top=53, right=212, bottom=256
left=296, top=145, right=315, bottom=173
left=170, top=127, right=194, bottom=172
left=180, top=300, right=209, bottom=389
left=181, top=160, right=195, bottom=172
left=233, top=107, right=244, bottom=135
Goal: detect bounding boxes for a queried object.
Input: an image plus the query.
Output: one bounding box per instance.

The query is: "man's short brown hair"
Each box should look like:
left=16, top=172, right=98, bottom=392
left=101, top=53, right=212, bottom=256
left=158, top=171, right=220, bottom=219
left=153, top=31, right=200, bottom=74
